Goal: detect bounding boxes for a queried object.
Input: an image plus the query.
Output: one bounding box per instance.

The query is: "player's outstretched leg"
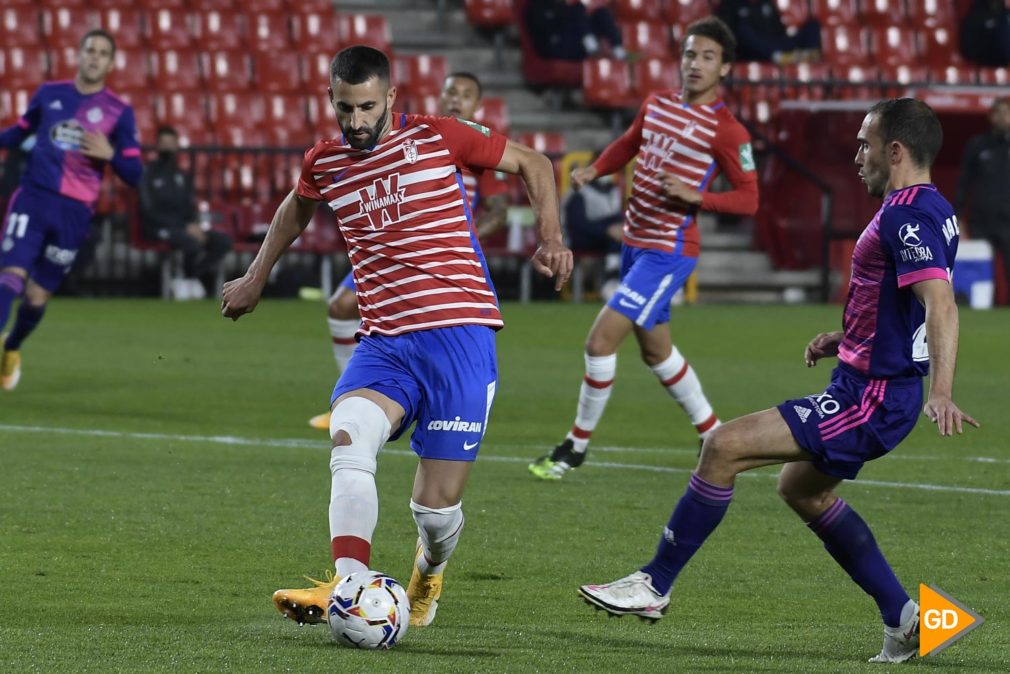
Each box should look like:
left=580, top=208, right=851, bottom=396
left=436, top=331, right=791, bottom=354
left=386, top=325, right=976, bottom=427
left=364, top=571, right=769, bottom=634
left=529, top=352, right=616, bottom=480
left=407, top=500, right=464, bottom=626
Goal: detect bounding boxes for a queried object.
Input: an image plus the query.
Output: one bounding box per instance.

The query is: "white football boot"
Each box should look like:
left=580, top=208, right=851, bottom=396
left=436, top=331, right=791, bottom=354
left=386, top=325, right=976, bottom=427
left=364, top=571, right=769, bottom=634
left=579, top=571, right=670, bottom=623
left=869, top=602, right=920, bottom=664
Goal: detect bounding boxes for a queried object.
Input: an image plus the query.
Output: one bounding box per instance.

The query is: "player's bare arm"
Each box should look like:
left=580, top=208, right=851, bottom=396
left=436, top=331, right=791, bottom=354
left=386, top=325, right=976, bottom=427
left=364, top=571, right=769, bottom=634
left=474, top=193, right=508, bottom=239
left=912, top=278, right=979, bottom=436
left=221, top=190, right=319, bottom=320
left=80, top=131, right=114, bottom=161
left=495, top=140, right=572, bottom=290
left=804, top=331, right=844, bottom=367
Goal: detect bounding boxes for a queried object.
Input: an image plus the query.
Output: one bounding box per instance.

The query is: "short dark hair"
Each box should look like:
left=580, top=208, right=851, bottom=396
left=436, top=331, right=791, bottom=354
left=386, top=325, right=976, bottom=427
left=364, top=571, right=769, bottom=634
left=81, top=29, right=116, bottom=56
left=330, top=45, right=389, bottom=85
left=156, top=125, right=178, bottom=138
left=445, top=71, right=482, bottom=98
left=868, top=98, right=943, bottom=169
left=683, top=16, right=736, bottom=64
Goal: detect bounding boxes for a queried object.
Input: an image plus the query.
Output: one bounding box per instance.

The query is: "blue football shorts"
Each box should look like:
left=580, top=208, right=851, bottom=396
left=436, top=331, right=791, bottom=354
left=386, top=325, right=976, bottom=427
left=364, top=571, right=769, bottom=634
left=778, top=366, right=923, bottom=480
left=331, top=324, right=498, bottom=461
left=606, top=244, right=697, bottom=330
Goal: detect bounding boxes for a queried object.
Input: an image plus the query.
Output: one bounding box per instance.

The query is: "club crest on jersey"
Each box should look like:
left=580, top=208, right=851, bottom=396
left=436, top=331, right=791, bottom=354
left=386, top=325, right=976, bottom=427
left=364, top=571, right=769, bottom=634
left=402, top=139, right=418, bottom=164
left=86, top=107, right=104, bottom=124
left=356, top=173, right=407, bottom=229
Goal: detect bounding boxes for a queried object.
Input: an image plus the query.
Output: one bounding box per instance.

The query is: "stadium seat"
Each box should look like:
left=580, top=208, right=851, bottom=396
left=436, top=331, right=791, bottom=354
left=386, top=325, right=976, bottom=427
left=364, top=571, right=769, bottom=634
left=49, top=45, right=80, bottom=80
left=919, top=27, right=960, bottom=68
left=303, top=51, right=333, bottom=85
left=121, top=95, right=158, bottom=144
left=291, top=0, right=337, bottom=13
left=809, top=0, right=857, bottom=26
left=145, top=8, right=192, bottom=50
left=582, top=58, right=637, bottom=109
left=866, top=26, right=919, bottom=68
left=877, top=64, right=928, bottom=97
left=402, top=93, right=441, bottom=116
left=0, top=88, right=33, bottom=128
left=516, top=131, right=566, bottom=157
left=775, top=0, right=809, bottom=28
left=290, top=11, right=342, bottom=53
left=978, top=67, right=1010, bottom=86
left=741, top=61, right=781, bottom=84
left=929, top=65, right=977, bottom=86
left=836, top=65, right=880, bottom=99
left=208, top=91, right=266, bottom=132
left=263, top=94, right=313, bottom=147
left=663, top=0, right=713, bottom=24
left=150, top=49, right=203, bottom=92
left=780, top=63, right=832, bottom=101
left=907, top=0, right=952, bottom=29
left=0, top=48, right=48, bottom=89
left=821, top=24, right=867, bottom=66
left=632, top=57, right=679, bottom=98
left=97, top=8, right=144, bottom=49
left=194, top=0, right=235, bottom=9
left=515, top=0, right=583, bottom=88
left=245, top=0, right=287, bottom=12
left=464, top=0, right=514, bottom=27
left=193, top=11, right=245, bottom=52
left=612, top=0, right=663, bottom=23
left=254, top=52, right=304, bottom=93
left=474, top=97, right=510, bottom=135
left=393, top=54, right=449, bottom=99
left=0, top=7, right=40, bottom=48
left=247, top=12, right=293, bottom=52
left=859, top=0, right=907, bottom=27
left=622, top=21, right=673, bottom=60
left=42, top=7, right=99, bottom=49
left=107, top=48, right=150, bottom=91
left=156, top=91, right=210, bottom=130
left=135, top=0, right=187, bottom=8
left=204, top=51, right=253, bottom=91
left=337, top=14, right=391, bottom=54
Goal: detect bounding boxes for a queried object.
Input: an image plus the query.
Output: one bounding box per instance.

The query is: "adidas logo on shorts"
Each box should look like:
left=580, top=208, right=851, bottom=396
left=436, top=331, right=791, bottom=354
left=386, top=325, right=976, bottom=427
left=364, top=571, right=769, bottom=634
left=793, top=405, right=812, bottom=424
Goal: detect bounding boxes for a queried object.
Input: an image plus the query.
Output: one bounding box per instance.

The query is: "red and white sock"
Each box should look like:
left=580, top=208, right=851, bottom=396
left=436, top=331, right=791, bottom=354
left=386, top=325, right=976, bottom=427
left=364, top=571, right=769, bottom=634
left=566, top=353, right=616, bottom=453
left=650, top=347, right=720, bottom=439
left=327, top=318, right=359, bottom=373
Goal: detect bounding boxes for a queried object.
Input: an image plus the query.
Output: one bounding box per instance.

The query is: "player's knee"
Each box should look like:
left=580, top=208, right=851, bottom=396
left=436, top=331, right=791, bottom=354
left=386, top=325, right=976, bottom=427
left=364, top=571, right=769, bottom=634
left=776, top=478, right=832, bottom=515
left=585, top=333, right=617, bottom=357
left=698, top=426, right=736, bottom=469
left=410, top=500, right=463, bottom=536
left=328, top=397, right=391, bottom=475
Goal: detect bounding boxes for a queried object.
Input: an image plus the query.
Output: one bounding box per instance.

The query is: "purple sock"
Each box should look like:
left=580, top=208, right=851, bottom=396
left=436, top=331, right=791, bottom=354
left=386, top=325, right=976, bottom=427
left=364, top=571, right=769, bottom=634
left=641, top=473, right=733, bottom=595
left=0, top=272, right=24, bottom=335
left=808, top=498, right=910, bottom=627
left=5, top=301, right=45, bottom=351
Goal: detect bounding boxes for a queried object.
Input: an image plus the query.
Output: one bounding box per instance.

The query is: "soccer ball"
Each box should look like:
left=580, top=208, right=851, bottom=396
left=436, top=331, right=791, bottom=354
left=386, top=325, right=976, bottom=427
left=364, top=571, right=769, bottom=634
left=327, top=571, right=409, bottom=649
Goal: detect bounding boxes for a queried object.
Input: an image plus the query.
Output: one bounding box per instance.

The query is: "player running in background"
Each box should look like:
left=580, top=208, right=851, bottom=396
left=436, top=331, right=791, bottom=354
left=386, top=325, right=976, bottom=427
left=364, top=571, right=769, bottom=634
left=0, top=30, right=142, bottom=390
left=222, top=46, right=571, bottom=628
left=579, top=98, right=977, bottom=664
left=308, top=71, right=510, bottom=430
left=529, top=17, right=759, bottom=481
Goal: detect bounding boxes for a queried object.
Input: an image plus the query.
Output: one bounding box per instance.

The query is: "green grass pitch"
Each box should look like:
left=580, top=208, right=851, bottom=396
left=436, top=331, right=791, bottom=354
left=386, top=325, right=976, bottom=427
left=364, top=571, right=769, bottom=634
left=1, top=299, right=1007, bottom=672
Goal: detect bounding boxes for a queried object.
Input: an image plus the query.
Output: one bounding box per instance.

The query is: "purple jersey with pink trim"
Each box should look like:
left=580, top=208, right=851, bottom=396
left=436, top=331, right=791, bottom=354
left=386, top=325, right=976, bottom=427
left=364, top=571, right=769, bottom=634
left=839, top=184, right=959, bottom=379
left=0, top=81, right=142, bottom=209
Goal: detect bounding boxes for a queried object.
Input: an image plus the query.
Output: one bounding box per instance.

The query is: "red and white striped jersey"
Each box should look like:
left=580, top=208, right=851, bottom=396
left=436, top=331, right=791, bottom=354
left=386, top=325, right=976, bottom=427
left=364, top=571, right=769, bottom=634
left=297, top=113, right=508, bottom=337
left=592, top=91, right=757, bottom=257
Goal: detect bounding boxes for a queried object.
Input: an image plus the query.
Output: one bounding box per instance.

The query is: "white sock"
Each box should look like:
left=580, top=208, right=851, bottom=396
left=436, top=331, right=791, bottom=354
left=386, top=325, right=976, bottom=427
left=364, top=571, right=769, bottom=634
left=650, top=347, right=719, bottom=437
left=328, top=318, right=359, bottom=373
left=566, top=353, right=616, bottom=453
left=899, top=599, right=917, bottom=626
left=410, top=500, right=464, bottom=576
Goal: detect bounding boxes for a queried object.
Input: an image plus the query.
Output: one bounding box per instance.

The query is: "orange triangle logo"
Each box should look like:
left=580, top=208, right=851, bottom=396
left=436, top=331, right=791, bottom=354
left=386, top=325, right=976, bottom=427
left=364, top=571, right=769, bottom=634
left=920, top=584, right=984, bottom=657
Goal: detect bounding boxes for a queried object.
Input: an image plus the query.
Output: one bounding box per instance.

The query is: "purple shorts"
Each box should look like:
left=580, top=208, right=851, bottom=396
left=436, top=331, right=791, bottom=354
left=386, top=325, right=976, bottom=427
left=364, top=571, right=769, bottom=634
left=778, top=365, right=923, bottom=480
left=1, top=187, right=92, bottom=292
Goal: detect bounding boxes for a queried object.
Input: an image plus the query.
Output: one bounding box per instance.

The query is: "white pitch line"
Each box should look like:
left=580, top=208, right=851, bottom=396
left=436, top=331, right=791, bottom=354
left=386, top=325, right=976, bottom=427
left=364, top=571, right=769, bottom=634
left=2, top=423, right=1009, bottom=497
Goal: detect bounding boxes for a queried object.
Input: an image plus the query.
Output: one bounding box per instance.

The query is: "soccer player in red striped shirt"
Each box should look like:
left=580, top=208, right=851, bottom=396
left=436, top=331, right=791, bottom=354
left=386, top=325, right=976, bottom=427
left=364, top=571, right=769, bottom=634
left=308, top=71, right=510, bottom=430
left=530, top=17, right=759, bottom=480
left=221, top=46, right=572, bottom=628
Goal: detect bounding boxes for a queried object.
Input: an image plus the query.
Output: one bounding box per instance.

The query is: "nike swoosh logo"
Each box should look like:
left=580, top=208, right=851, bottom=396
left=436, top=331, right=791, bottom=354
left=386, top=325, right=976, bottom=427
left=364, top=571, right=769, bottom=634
left=463, top=440, right=479, bottom=451
left=618, top=299, right=640, bottom=309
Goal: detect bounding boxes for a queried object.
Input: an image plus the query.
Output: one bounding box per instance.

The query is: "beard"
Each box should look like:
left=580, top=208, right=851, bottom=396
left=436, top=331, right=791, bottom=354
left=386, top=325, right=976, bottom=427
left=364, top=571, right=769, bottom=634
left=342, top=104, right=389, bottom=150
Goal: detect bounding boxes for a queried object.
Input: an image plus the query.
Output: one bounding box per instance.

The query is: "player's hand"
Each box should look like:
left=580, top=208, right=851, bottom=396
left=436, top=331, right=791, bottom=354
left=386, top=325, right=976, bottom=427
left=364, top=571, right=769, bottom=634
left=531, top=239, right=573, bottom=291
left=804, top=331, right=843, bottom=367
left=221, top=274, right=265, bottom=321
left=80, top=131, right=114, bottom=161
left=659, top=173, right=702, bottom=206
left=185, top=222, right=208, bottom=244
left=923, top=396, right=979, bottom=436
left=571, top=166, right=598, bottom=191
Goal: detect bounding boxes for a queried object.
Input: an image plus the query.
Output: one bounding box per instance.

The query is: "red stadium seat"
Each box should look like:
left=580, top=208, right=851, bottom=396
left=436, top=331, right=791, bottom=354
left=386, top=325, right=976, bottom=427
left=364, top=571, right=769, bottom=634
left=42, top=7, right=99, bottom=48
left=303, top=51, right=333, bottom=85
left=49, top=45, right=80, bottom=80
left=836, top=65, right=879, bottom=99
left=516, top=131, right=566, bottom=157
left=821, top=24, right=867, bottom=66
left=337, top=14, right=391, bottom=54
left=156, top=92, right=211, bottom=140
left=474, top=97, right=510, bottom=135
left=204, top=51, right=253, bottom=91
left=0, top=7, right=40, bottom=48
left=0, top=48, right=48, bottom=89
left=401, top=93, right=441, bottom=116
left=632, top=57, right=679, bottom=98
left=929, top=65, right=977, bottom=86
left=254, top=52, right=304, bottom=93
left=39, top=0, right=87, bottom=7
left=907, top=0, right=952, bottom=30
left=208, top=91, right=265, bottom=131
left=150, top=49, right=203, bottom=91
left=859, top=0, right=907, bottom=27
left=741, top=62, right=781, bottom=83
left=135, top=0, right=187, bottom=8
left=193, top=11, right=245, bottom=52
left=809, top=0, right=857, bottom=26
left=145, top=8, right=192, bottom=50
left=866, top=26, right=919, bottom=68
left=245, top=0, right=287, bottom=12
left=781, top=62, right=832, bottom=101
left=622, top=21, right=673, bottom=60
left=775, top=0, right=809, bottom=28
left=0, top=88, right=33, bottom=128
left=98, top=8, right=144, bottom=49
left=582, top=58, right=637, bottom=109
left=292, top=0, right=337, bottom=13
left=193, top=0, right=235, bottom=9
left=107, top=48, right=149, bottom=91
left=663, top=0, right=713, bottom=24
left=878, top=64, right=929, bottom=97
left=247, top=12, right=293, bottom=52
left=290, top=11, right=341, bottom=53
left=612, top=0, right=663, bottom=23
left=119, top=93, right=158, bottom=144
left=394, top=54, right=449, bottom=99
left=307, top=94, right=338, bottom=137
left=919, top=27, right=960, bottom=68
left=464, top=0, right=514, bottom=27
left=263, top=94, right=313, bottom=147
left=978, top=67, right=1010, bottom=86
